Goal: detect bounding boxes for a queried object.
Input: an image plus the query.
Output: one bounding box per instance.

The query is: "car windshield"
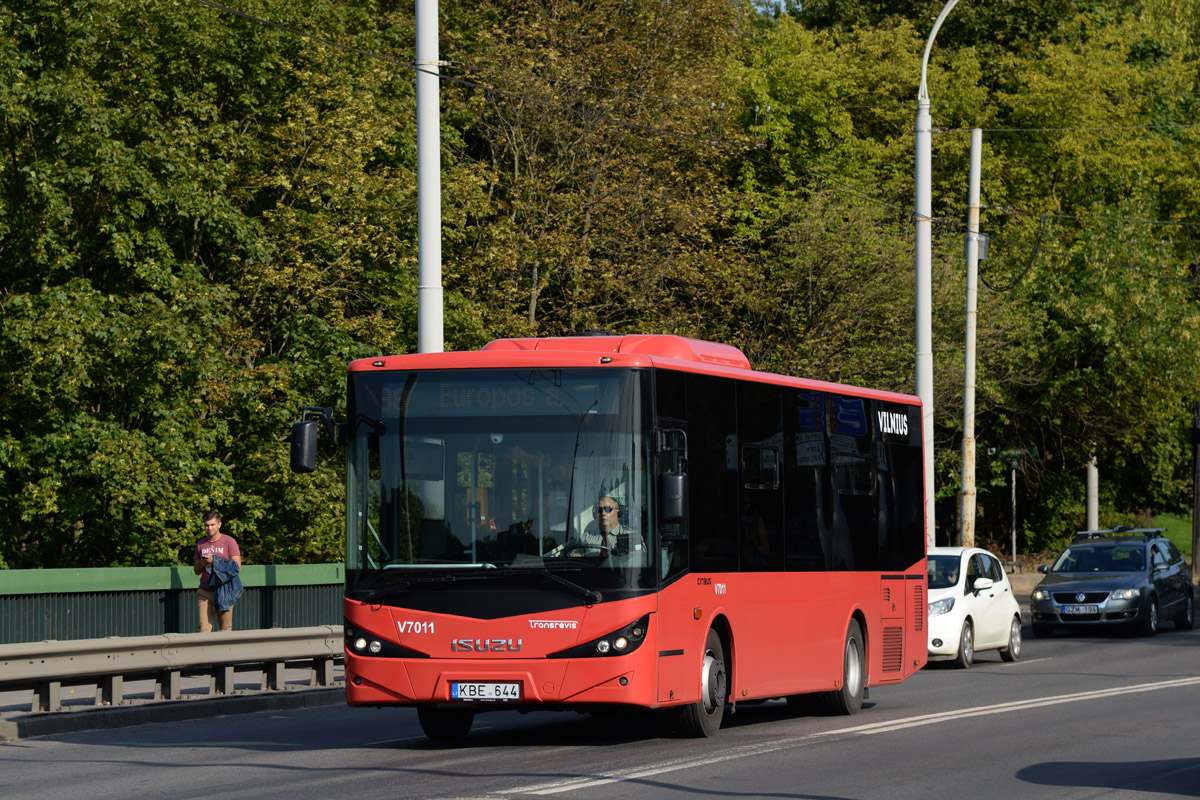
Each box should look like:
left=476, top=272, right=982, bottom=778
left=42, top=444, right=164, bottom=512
left=1051, top=543, right=1146, bottom=573
left=928, top=555, right=961, bottom=589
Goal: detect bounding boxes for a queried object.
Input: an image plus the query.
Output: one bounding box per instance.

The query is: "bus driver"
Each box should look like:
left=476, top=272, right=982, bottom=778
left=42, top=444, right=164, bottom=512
left=556, top=493, right=646, bottom=557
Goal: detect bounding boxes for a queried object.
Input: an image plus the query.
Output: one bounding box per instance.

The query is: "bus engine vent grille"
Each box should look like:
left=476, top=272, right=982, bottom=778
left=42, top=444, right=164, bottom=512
left=913, top=584, right=925, bottom=632
left=882, top=626, right=904, bottom=673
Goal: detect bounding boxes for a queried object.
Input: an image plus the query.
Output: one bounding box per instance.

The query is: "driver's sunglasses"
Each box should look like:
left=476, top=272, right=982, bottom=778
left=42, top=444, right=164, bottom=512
left=595, top=505, right=617, bottom=514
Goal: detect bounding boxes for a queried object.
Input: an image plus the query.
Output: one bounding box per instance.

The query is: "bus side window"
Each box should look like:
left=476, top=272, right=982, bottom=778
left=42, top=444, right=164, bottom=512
left=687, top=374, right=738, bottom=573
left=783, top=388, right=828, bottom=571
left=737, top=381, right=784, bottom=572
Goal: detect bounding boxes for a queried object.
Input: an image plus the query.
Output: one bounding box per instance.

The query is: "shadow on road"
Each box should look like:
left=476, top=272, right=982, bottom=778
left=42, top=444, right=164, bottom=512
left=1017, top=758, right=1200, bottom=797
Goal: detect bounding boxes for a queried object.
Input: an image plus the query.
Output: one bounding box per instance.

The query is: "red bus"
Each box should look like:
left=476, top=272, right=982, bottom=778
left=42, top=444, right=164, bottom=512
left=291, top=334, right=927, bottom=740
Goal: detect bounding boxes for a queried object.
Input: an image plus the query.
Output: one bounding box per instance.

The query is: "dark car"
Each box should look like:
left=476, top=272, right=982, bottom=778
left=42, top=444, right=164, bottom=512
left=1030, top=527, right=1194, bottom=638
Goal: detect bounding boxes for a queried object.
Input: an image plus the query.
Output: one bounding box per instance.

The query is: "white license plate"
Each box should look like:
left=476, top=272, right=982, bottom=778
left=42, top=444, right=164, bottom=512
left=1062, top=604, right=1099, bottom=615
left=450, top=682, right=521, bottom=702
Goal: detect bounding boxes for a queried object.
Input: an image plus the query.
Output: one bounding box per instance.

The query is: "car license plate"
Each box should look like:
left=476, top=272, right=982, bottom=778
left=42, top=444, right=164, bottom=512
left=450, top=681, right=521, bottom=701
left=1062, top=604, right=1099, bottom=615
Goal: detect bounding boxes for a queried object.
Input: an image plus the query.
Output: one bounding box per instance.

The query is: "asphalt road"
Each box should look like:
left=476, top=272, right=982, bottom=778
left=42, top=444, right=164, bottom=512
left=2, top=611, right=1197, bottom=800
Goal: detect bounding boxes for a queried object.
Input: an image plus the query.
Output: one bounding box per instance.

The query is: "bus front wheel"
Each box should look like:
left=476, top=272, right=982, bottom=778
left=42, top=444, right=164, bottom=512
left=673, top=628, right=727, bottom=737
left=417, top=706, right=475, bottom=742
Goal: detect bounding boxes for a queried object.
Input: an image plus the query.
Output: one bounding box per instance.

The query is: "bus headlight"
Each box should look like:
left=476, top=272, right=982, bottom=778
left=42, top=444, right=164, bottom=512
left=551, top=614, right=651, bottom=659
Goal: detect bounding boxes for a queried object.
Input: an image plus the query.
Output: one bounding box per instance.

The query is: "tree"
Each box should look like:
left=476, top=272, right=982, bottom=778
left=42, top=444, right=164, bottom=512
left=0, top=0, right=489, bottom=567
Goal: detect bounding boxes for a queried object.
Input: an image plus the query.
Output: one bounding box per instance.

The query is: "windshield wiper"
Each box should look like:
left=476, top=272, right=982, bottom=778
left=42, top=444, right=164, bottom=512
left=365, top=567, right=601, bottom=605
left=531, top=569, right=602, bottom=605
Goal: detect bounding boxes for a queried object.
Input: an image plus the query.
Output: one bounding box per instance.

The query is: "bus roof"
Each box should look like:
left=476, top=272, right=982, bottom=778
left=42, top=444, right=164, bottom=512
left=483, top=334, right=751, bottom=369
left=348, top=334, right=920, bottom=406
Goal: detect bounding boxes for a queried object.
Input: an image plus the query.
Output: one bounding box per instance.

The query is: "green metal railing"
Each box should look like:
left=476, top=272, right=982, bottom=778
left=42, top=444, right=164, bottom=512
left=0, top=565, right=343, bottom=644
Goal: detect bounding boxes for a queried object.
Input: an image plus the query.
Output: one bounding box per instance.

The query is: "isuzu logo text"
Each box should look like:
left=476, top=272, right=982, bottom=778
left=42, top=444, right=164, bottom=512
left=450, top=638, right=523, bottom=652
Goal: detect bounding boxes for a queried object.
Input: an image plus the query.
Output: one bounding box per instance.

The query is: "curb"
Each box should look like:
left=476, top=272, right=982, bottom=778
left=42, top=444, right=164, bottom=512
left=0, top=687, right=344, bottom=742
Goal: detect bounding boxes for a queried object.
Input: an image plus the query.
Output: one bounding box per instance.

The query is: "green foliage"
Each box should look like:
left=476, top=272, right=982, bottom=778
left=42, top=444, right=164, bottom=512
left=2, top=0, right=1199, bottom=567
left=0, top=0, right=463, bottom=566
left=1156, top=512, right=1194, bottom=560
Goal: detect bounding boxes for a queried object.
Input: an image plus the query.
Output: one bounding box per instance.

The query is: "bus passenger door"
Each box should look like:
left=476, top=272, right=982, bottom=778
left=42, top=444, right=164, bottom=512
left=655, top=425, right=694, bottom=704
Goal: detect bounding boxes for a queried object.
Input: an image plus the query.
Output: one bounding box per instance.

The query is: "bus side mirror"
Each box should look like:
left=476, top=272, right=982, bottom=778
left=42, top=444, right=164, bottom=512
left=291, top=420, right=320, bottom=473
left=659, top=472, right=686, bottom=524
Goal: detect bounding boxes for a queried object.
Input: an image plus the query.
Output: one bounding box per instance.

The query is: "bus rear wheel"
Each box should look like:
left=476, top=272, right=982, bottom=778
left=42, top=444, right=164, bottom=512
left=822, top=619, right=865, bottom=715
left=417, top=706, right=475, bottom=742
left=673, top=628, right=727, bottom=737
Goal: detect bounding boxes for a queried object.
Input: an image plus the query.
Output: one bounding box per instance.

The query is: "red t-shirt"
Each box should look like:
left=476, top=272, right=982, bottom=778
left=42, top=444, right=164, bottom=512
left=195, top=534, right=241, bottom=590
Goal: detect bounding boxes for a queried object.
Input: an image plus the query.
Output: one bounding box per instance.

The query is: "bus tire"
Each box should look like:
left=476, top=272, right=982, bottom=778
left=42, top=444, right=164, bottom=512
left=672, top=628, right=727, bottom=737
left=823, top=619, right=865, bottom=715
left=417, top=706, right=475, bottom=742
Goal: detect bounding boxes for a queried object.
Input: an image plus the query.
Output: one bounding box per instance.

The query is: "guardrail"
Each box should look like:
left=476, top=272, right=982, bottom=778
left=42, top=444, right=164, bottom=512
left=0, top=626, right=345, bottom=713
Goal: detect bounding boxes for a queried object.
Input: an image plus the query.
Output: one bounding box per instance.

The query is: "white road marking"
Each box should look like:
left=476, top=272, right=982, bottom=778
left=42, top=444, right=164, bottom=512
left=501, top=675, right=1200, bottom=795
left=820, top=676, right=1200, bottom=734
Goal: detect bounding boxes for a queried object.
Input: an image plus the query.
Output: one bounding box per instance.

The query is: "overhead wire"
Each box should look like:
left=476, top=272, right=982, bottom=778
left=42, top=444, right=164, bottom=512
left=941, top=123, right=1200, bottom=133
left=190, top=1, right=1200, bottom=127
left=188, top=0, right=1199, bottom=287
left=446, top=59, right=1200, bottom=115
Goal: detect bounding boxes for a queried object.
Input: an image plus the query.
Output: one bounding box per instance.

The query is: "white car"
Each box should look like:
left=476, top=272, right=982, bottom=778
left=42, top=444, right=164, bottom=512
left=927, top=546, right=1023, bottom=668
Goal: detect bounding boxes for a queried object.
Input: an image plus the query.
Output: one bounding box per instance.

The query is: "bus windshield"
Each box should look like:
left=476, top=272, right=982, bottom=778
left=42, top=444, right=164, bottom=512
left=344, top=368, right=655, bottom=597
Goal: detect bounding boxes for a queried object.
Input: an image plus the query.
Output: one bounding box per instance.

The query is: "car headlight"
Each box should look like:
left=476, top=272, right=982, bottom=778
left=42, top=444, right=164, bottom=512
left=1032, top=588, right=1051, bottom=602
left=928, top=597, right=955, bottom=618
left=1109, top=588, right=1140, bottom=601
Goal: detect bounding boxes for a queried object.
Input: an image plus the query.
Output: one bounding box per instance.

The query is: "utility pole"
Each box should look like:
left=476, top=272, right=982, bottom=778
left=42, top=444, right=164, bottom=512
left=1086, top=455, right=1099, bottom=531
left=959, top=129, right=981, bottom=548
left=416, top=0, right=443, bottom=354
left=998, top=447, right=1036, bottom=567
left=916, top=0, right=962, bottom=549
left=1010, top=460, right=1017, bottom=566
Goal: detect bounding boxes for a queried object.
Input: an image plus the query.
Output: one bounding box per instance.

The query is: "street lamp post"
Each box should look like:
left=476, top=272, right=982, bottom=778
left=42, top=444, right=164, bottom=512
left=915, top=0, right=962, bottom=548
left=416, top=0, right=443, bottom=354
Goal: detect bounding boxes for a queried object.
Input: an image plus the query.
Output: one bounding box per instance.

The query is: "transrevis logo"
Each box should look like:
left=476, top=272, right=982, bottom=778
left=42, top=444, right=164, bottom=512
left=529, top=620, right=578, bottom=630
